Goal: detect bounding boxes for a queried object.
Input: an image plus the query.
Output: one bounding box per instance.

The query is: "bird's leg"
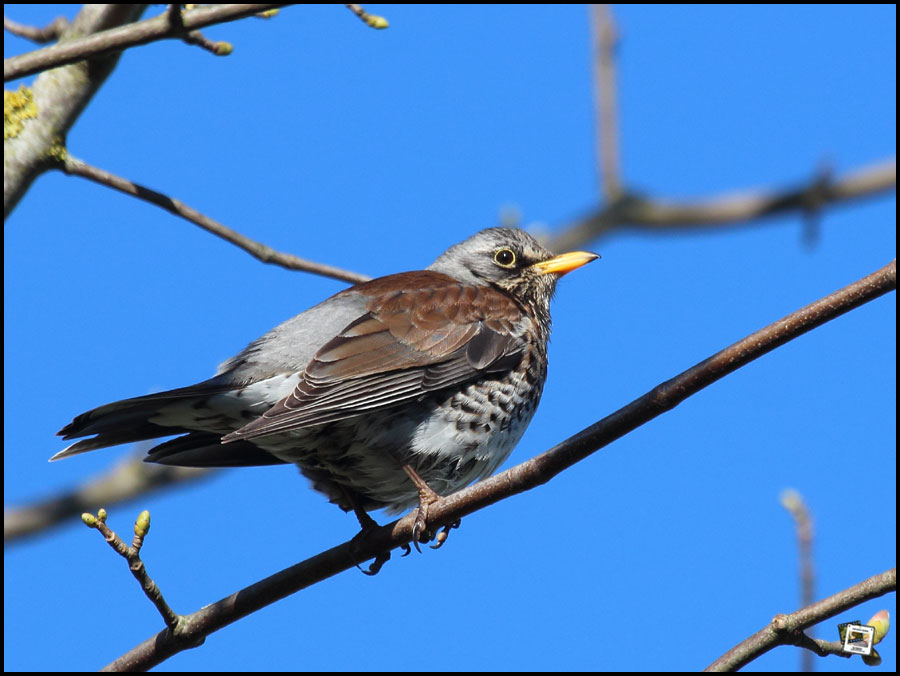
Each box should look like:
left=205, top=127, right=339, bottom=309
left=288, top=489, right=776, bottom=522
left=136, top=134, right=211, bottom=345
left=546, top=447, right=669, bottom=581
left=402, top=464, right=453, bottom=552
left=348, top=493, right=379, bottom=532
left=343, top=487, right=406, bottom=575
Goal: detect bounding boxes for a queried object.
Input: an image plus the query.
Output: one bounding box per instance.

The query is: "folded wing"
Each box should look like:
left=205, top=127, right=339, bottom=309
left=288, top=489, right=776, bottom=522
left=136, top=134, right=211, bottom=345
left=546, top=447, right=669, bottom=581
left=223, top=277, right=528, bottom=442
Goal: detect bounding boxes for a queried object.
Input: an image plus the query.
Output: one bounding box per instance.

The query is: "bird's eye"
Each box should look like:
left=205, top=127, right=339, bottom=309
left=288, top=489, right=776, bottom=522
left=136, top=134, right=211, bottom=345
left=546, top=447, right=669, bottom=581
left=493, top=248, right=516, bottom=268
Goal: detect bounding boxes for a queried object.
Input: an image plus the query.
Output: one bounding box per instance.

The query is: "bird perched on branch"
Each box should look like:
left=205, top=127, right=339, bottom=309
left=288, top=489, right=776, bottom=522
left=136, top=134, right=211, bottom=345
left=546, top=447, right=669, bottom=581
left=55, top=228, right=598, bottom=547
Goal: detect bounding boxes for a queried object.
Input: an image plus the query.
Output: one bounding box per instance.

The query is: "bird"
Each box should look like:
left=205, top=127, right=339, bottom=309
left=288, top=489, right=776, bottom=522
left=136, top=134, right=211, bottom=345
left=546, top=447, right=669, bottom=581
left=55, top=228, right=597, bottom=546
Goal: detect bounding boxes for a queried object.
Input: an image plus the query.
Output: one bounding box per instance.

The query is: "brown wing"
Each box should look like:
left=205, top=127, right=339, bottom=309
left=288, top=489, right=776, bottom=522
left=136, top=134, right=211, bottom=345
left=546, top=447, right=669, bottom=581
left=222, top=274, right=528, bottom=442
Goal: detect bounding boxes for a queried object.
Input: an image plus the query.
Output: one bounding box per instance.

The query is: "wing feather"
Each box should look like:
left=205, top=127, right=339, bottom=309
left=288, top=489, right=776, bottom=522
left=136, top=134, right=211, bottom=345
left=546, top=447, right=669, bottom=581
left=223, top=281, right=528, bottom=443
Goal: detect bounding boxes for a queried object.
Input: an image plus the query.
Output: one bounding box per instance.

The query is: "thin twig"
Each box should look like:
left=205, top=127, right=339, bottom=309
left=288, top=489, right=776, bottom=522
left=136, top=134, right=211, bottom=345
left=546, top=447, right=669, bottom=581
left=590, top=5, right=622, bottom=200
left=3, top=14, right=69, bottom=43
left=544, top=158, right=896, bottom=251
left=345, top=4, right=389, bottom=29
left=59, top=155, right=371, bottom=284
left=166, top=5, right=233, bottom=56
left=705, top=568, right=896, bottom=671
left=182, top=30, right=233, bottom=56
left=99, top=259, right=896, bottom=671
left=4, top=4, right=288, bottom=82
left=780, top=489, right=816, bottom=672
left=83, top=509, right=181, bottom=630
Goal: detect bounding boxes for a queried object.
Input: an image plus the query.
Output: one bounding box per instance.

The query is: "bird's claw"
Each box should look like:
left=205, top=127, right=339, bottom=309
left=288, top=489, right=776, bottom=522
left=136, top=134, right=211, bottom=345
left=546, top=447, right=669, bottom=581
left=430, top=519, right=461, bottom=549
left=411, top=503, right=431, bottom=553
left=357, top=550, right=391, bottom=576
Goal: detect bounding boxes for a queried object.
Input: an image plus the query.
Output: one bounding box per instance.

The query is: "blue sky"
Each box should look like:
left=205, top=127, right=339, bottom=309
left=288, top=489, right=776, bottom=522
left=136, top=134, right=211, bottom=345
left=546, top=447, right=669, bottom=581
left=4, top=4, right=895, bottom=672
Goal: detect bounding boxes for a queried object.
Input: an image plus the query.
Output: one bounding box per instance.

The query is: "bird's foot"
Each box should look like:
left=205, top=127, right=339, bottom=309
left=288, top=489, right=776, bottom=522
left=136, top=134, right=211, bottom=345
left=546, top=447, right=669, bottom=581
left=402, top=464, right=446, bottom=552
left=346, top=491, right=405, bottom=575
left=353, top=538, right=390, bottom=576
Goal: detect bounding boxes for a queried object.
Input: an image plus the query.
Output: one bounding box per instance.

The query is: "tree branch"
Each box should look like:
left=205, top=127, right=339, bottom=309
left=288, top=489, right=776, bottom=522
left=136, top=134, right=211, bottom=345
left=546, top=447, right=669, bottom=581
left=4, top=4, right=147, bottom=217
left=544, top=158, right=896, bottom=251
left=3, top=13, right=69, bottom=43
left=705, top=568, right=896, bottom=671
left=780, top=489, right=816, bottom=672
left=98, top=259, right=895, bottom=670
left=4, top=455, right=211, bottom=543
left=590, top=4, right=622, bottom=200
left=83, top=509, right=182, bottom=631
left=59, top=155, right=372, bottom=284
left=3, top=4, right=290, bottom=82
left=344, top=4, right=390, bottom=30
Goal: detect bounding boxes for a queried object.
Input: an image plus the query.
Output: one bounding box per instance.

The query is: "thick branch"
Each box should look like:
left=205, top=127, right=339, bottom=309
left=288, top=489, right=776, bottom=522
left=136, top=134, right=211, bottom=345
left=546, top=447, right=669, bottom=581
left=102, top=260, right=895, bottom=671
left=3, top=5, right=147, bottom=217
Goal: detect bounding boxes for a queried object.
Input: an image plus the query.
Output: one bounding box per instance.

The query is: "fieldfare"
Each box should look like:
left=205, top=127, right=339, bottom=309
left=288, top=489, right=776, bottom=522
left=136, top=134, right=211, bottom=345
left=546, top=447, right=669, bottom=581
left=55, top=228, right=597, bottom=546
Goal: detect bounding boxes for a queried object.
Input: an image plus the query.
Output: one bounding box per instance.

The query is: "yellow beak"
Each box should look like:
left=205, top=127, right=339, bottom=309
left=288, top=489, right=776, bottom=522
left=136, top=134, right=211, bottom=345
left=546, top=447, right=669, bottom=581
left=531, top=250, right=600, bottom=276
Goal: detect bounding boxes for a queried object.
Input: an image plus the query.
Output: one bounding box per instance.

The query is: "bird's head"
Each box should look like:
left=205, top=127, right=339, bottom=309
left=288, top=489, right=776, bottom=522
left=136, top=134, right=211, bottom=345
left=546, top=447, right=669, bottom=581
left=428, top=227, right=598, bottom=319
